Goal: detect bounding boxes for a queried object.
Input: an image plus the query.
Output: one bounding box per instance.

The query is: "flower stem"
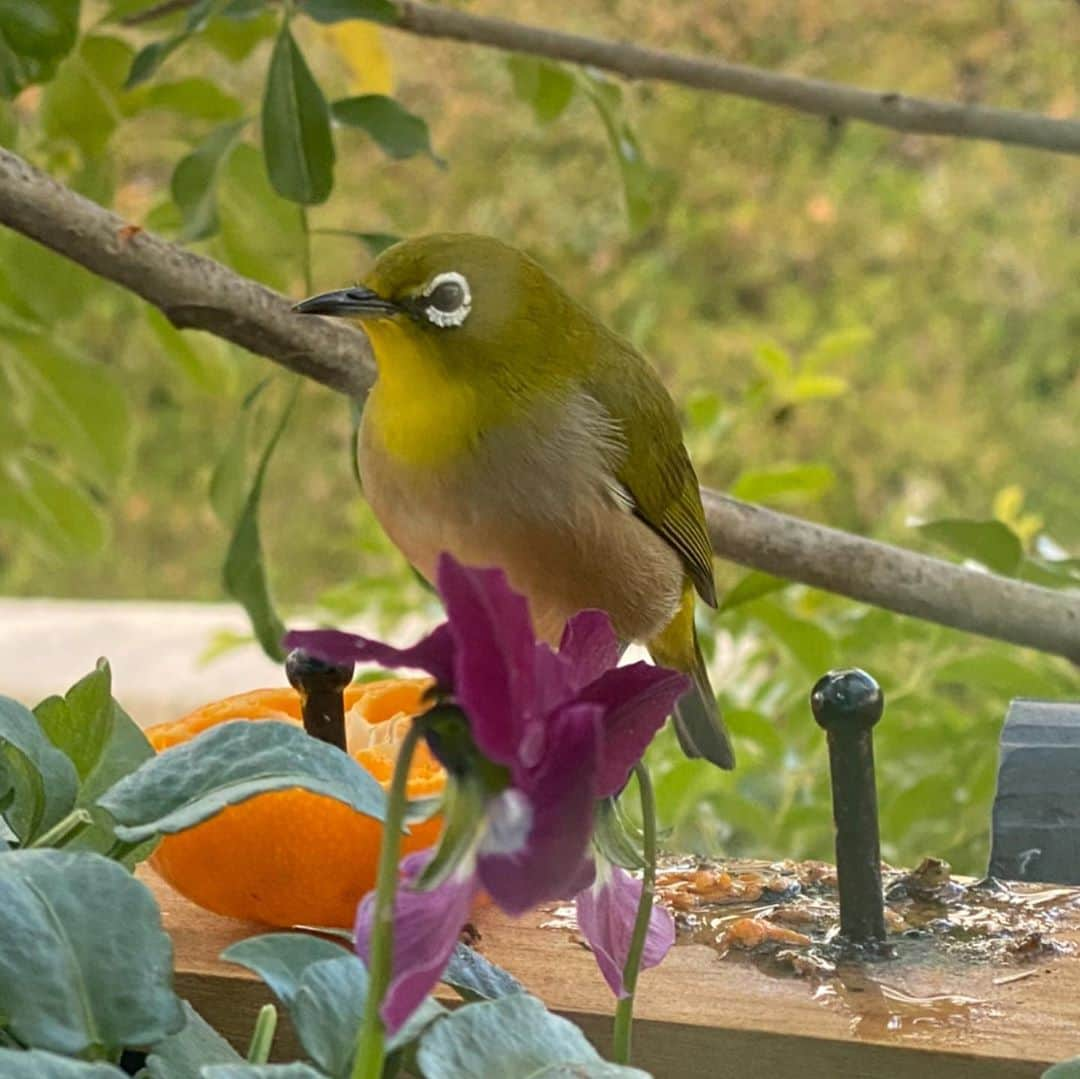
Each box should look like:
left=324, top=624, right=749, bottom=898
left=351, top=719, right=425, bottom=1079
left=28, top=808, right=93, bottom=849
left=611, top=762, right=658, bottom=1066
left=246, top=1004, right=278, bottom=1064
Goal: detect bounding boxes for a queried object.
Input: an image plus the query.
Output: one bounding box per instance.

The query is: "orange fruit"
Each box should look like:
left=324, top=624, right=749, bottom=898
left=145, top=678, right=445, bottom=929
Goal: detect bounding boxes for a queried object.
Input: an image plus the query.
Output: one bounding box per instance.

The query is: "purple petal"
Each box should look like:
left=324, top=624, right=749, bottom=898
left=575, top=864, right=675, bottom=998
left=354, top=850, right=478, bottom=1034
left=436, top=554, right=538, bottom=765
left=477, top=703, right=600, bottom=915
left=557, top=609, right=621, bottom=690
left=284, top=624, right=456, bottom=688
left=577, top=663, right=691, bottom=798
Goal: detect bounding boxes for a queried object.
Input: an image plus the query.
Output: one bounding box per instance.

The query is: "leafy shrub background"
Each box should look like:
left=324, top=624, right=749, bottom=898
left=1, top=0, right=1077, bottom=874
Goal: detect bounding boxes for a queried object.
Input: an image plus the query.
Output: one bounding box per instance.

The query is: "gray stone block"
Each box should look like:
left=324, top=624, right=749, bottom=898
left=989, top=698, right=1080, bottom=884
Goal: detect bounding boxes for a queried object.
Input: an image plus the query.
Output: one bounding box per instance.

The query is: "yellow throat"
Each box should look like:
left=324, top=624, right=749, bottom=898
left=361, top=319, right=480, bottom=469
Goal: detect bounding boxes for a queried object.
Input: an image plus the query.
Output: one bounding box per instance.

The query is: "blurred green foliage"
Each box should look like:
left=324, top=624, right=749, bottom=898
left=0, top=0, right=1077, bottom=872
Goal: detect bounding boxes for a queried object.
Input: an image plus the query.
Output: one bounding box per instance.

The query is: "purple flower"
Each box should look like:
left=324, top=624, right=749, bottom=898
left=575, top=858, right=675, bottom=998
left=286, top=553, right=687, bottom=1032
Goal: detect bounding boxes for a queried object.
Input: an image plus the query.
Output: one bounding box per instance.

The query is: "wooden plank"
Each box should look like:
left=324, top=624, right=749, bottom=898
left=144, top=868, right=1080, bottom=1079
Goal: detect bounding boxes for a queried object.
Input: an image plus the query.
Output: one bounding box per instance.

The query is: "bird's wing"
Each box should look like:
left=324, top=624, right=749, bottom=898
left=584, top=337, right=717, bottom=608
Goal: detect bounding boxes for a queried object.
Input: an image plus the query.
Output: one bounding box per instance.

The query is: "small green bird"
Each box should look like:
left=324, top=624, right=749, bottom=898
left=295, top=234, right=734, bottom=769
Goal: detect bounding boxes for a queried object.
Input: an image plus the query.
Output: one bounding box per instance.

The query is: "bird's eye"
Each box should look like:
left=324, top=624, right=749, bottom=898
left=421, top=271, right=471, bottom=328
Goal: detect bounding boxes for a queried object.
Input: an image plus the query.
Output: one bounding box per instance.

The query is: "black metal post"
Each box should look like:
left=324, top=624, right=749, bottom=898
left=811, top=668, right=886, bottom=944
left=285, top=648, right=354, bottom=752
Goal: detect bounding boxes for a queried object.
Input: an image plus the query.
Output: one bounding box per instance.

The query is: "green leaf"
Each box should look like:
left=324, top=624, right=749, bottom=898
left=125, top=0, right=224, bottom=88
left=97, top=718, right=387, bottom=842
left=332, top=94, right=441, bottom=163
left=0, top=0, right=80, bottom=98
left=210, top=408, right=251, bottom=524
left=416, top=773, right=485, bottom=890
left=214, top=144, right=306, bottom=288
left=289, top=955, right=368, bottom=1075
left=135, top=77, right=244, bottom=121
left=787, top=373, right=849, bottom=403
left=229, top=942, right=367, bottom=1073
left=262, top=24, right=335, bottom=204
left=9, top=336, right=130, bottom=485
left=417, top=994, right=650, bottom=1078
left=802, top=326, right=873, bottom=373
left=222, top=382, right=298, bottom=660
left=301, top=0, right=396, bottom=23
left=506, top=56, right=575, bottom=124
left=223, top=935, right=441, bottom=1063
left=747, top=598, right=836, bottom=676
left=0, top=1050, right=124, bottom=1077
left=203, top=5, right=278, bottom=61
left=1019, top=555, right=1080, bottom=589
left=33, top=660, right=155, bottom=859
left=312, top=228, right=400, bottom=256
left=41, top=35, right=134, bottom=157
left=203, top=1066, right=326, bottom=1078
left=0, top=695, right=79, bottom=842
left=145, top=308, right=238, bottom=394
left=0, top=232, right=100, bottom=324
left=144, top=1001, right=244, bottom=1079
left=1044, top=1058, right=1080, bottom=1079
left=442, top=943, right=525, bottom=1003
left=581, top=73, right=654, bottom=234
left=915, top=517, right=1024, bottom=576
left=170, top=119, right=248, bottom=241
left=0, top=850, right=184, bottom=1055
left=724, top=708, right=784, bottom=758
left=720, top=570, right=789, bottom=612
left=126, top=37, right=183, bottom=89
left=936, top=653, right=1061, bottom=698
left=0, top=454, right=108, bottom=558
left=753, top=341, right=793, bottom=382
left=592, top=796, right=644, bottom=871
left=222, top=932, right=347, bottom=1005
left=730, top=463, right=835, bottom=505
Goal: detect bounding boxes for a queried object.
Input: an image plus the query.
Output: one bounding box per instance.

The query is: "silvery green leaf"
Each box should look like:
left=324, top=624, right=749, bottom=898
left=441, top=943, right=525, bottom=1002
left=0, top=850, right=183, bottom=1056
left=98, top=719, right=387, bottom=842
left=417, top=994, right=650, bottom=1078
left=201, top=1066, right=325, bottom=1079
left=0, top=695, right=78, bottom=842
left=221, top=932, right=347, bottom=1006
left=144, top=1001, right=243, bottom=1079
left=0, top=1049, right=124, bottom=1077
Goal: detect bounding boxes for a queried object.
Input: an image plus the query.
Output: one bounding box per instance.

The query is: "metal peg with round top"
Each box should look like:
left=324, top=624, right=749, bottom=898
left=285, top=648, right=354, bottom=751
left=811, top=668, right=886, bottom=945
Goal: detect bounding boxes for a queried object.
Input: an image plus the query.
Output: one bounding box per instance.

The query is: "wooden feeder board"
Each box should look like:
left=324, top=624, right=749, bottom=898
left=146, top=864, right=1080, bottom=1079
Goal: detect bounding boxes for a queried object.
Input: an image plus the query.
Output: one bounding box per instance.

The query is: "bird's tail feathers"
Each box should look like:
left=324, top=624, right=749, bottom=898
left=671, top=635, right=735, bottom=770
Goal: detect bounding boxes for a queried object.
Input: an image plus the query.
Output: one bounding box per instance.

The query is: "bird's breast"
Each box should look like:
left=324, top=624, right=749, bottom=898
left=358, top=392, right=684, bottom=643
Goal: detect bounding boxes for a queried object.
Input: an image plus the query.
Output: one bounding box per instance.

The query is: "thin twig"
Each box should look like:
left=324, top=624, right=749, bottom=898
left=0, top=145, right=1076, bottom=662
left=391, top=1, right=1080, bottom=157
left=122, top=0, right=1080, bottom=156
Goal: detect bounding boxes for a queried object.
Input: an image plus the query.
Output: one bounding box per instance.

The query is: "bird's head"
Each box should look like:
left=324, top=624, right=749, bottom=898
left=294, top=233, right=589, bottom=402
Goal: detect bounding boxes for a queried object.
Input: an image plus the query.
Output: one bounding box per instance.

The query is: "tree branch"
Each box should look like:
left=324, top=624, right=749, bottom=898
left=0, top=145, right=1076, bottom=663
left=389, top=2, right=1080, bottom=157
left=125, top=0, right=1080, bottom=157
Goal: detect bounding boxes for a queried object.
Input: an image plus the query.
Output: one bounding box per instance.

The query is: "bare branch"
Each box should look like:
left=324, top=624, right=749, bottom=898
left=0, top=145, right=1076, bottom=662
left=123, top=0, right=1080, bottom=157
left=392, top=2, right=1080, bottom=156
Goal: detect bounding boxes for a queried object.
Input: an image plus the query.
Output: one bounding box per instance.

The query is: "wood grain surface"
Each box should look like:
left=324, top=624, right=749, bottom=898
left=144, top=867, right=1080, bottom=1078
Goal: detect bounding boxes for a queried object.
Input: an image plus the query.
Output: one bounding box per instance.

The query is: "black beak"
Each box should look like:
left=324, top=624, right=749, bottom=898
left=292, top=286, right=400, bottom=318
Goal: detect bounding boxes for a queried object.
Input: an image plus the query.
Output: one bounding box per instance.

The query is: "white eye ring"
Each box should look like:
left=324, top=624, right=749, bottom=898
left=422, top=271, right=471, bottom=328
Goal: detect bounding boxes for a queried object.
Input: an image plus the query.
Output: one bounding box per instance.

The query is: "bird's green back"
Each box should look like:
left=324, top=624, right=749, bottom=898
left=584, top=328, right=717, bottom=608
